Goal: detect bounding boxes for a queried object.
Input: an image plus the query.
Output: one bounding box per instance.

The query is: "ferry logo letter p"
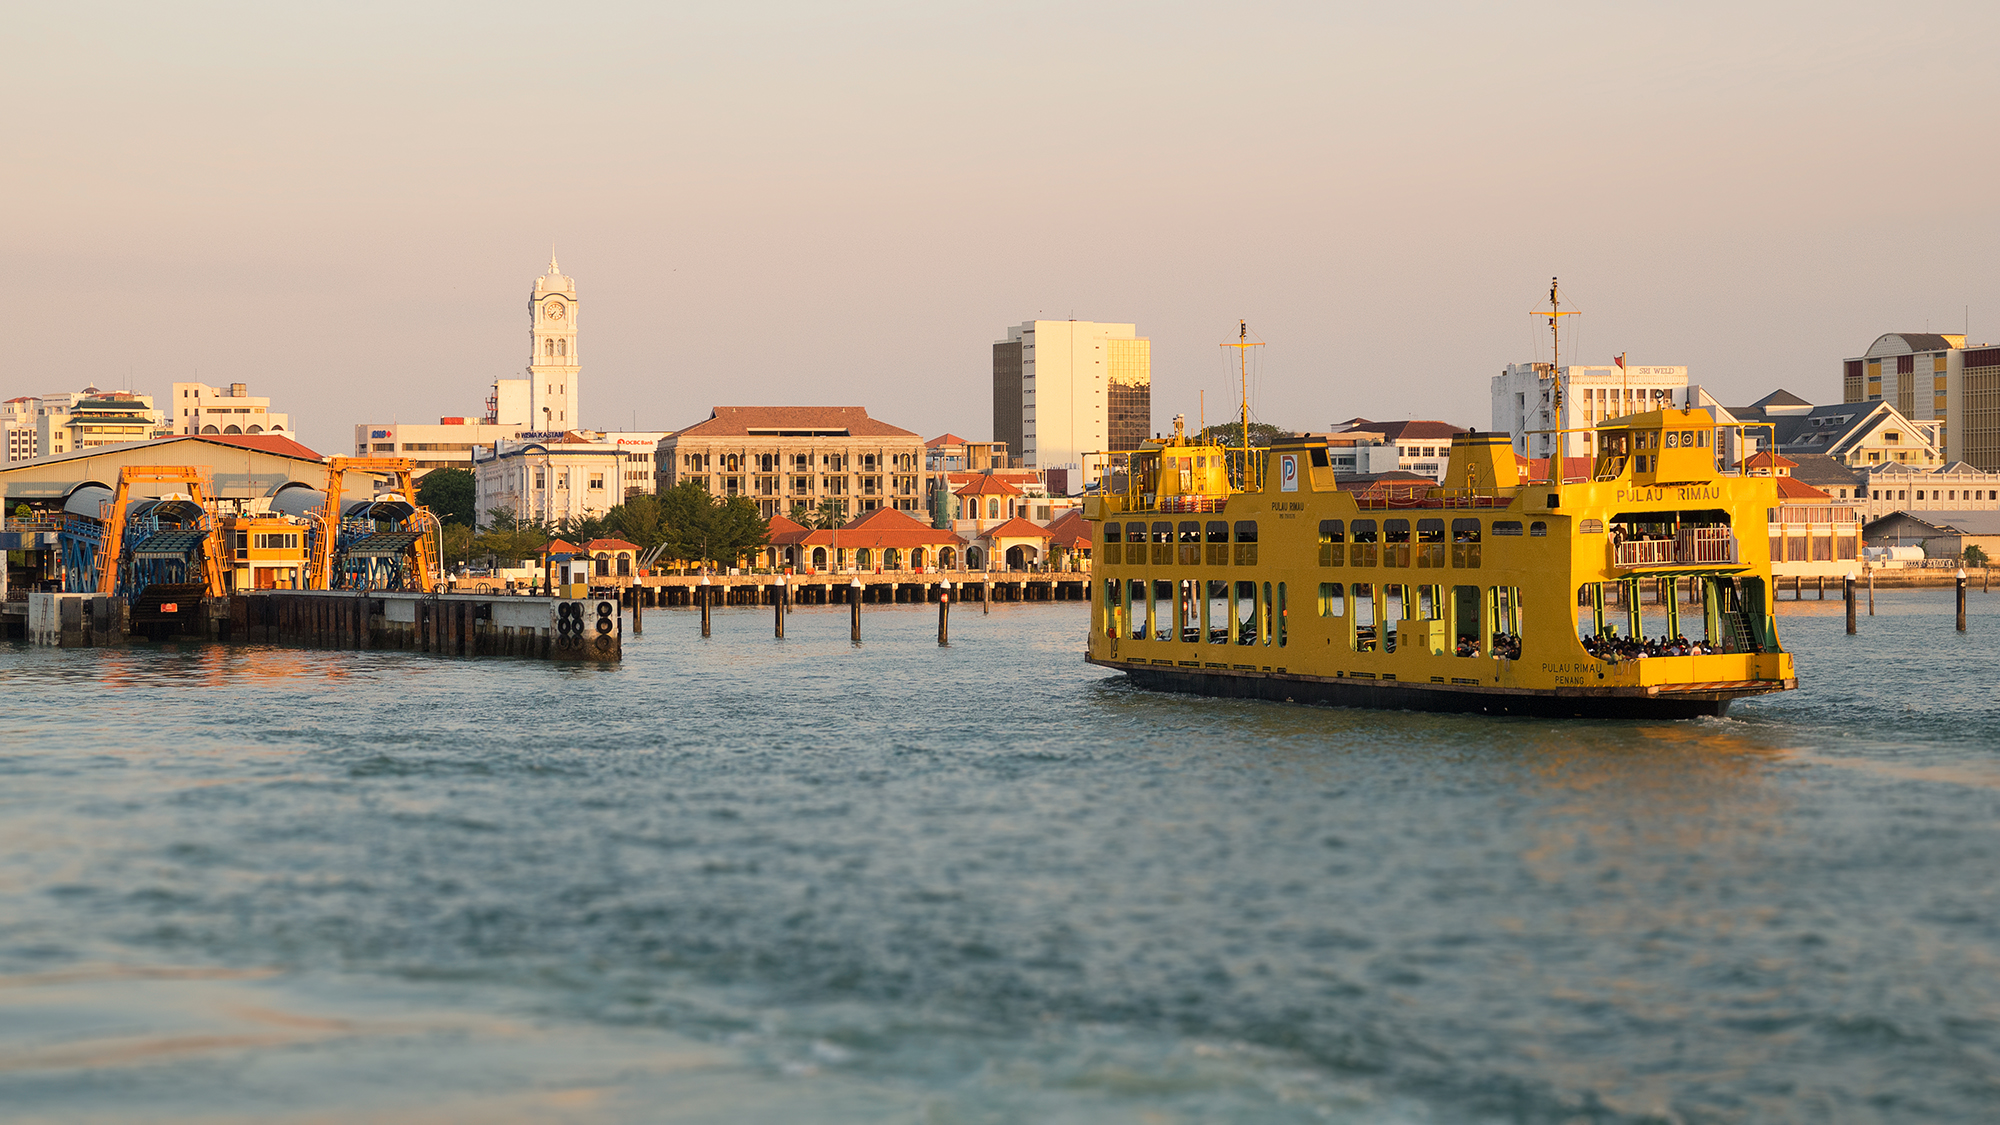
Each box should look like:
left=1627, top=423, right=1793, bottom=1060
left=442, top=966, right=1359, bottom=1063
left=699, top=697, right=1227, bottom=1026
left=1280, top=454, right=1299, bottom=492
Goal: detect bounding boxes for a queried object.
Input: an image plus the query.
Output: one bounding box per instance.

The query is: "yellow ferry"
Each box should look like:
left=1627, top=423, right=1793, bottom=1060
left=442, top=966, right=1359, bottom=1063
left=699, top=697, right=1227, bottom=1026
left=1081, top=409, right=1798, bottom=719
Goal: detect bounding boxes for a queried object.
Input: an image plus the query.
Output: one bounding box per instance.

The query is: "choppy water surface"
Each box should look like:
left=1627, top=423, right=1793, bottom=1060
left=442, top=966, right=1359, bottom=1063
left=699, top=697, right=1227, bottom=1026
left=3, top=589, right=1999, bottom=1123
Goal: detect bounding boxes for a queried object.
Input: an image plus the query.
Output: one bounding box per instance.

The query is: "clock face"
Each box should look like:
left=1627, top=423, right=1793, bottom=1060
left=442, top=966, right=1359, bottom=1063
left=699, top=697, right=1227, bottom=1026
left=545, top=300, right=566, bottom=321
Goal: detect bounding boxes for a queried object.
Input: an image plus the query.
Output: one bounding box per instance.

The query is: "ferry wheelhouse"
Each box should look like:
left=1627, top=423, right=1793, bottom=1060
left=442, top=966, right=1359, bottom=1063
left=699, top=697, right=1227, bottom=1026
left=1081, top=412, right=1797, bottom=718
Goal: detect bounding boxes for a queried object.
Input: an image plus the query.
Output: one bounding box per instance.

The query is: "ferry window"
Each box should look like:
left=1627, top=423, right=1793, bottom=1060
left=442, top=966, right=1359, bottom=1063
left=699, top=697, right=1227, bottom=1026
left=1383, top=519, right=1410, bottom=568
left=1154, top=580, right=1174, bottom=640
left=1492, top=521, right=1524, bottom=536
left=1351, top=519, right=1378, bottom=542
left=1450, top=519, right=1481, bottom=568
left=1453, top=585, right=1481, bottom=656
left=1128, top=579, right=1147, bottom=640
left=1179, top=579, right=1198, bottom=642
left=1234, top=521, right=1259, bottom=567
left=1276, top=583, right=1287, bottom=647
left=1319, top=582, right=1345, bottom=617
left=1666, top=432, right=1680, bottom=448
left=1383, top=584, right=1403, bottom=652
left=1235, top=580, right=1258, bottom=644
left=1318, top=519, right=1345, bottom=567
left=1178, top=521, right=1200, bottom=542
left=1529, top=521, right=1547, bottom=536
left=1489, top=585, right=1523, bottom=659
left=1104, top=524, right=1121, bottom=545
left=1262, top=582, right=1275, bottom=646
left=1125, top=522, right=1145, bottom=543
left=1206, top=520, right=1229, bottom=543
left=1350, top=518, right=1379, bottom=567
left=1416, top=584, right=1439, bottom=620
left=1178, top=521, right=1201, bottom=564
left=1416, top=518, right=1445, bottom=568
left=1352, top=583, right=1376, bottom=652
left=1699, top=431, right=1711, bottom=448
left=1206, top=580, right=1229, bottom=643
left=1152, top=522, right=1173, bottom=543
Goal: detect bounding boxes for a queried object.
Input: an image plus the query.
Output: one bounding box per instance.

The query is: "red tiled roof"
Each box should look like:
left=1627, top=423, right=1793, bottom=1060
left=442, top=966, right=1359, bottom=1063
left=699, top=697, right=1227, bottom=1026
left=190, top=433, right=324, bottom=461
left=799, top=506, right=963, bottom=549
left=1346, top=419, right=1469, bottom=442
left=672, top=406, right=918, bottom=439
left=944, top=470, right=1040, bottom=487
left=1775, top=476, right=1831, bottom=500
left=1522, top=456, right=1595, bottom=480
left=546, top=539, right=583, bottom=555
left=766, top=515, right=812, bottom=545
left=1740, top=451, right=1799, bottom=469
left=955, top=475, right=1023, bottom=497
left=1042, top=509, right=1094, bottom=549
left=977, top=517, right=1051, bottom=542
left=925, top=433, right=971, bottom=448
left=585, top=538, right=641, bottom=551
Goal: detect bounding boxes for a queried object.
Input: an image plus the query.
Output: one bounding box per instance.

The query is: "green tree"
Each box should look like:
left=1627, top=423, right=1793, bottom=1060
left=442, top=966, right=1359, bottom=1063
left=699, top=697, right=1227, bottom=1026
left=416, top=468, right=477, bottom=527
left=473, top=506, right=551, bottom=565
left=1195, top=421, right=1289, bottom=448
left=787, top=501, right=816, bottom=528
left=712, top=495, right=771, bottom=568
left=813, top=497, right=846, bottom=530
left=605, top=493, right=668, bottom=551
left=440, top=523, right=476, bottom=569
left=1966, top=544, right=1990, bottom=569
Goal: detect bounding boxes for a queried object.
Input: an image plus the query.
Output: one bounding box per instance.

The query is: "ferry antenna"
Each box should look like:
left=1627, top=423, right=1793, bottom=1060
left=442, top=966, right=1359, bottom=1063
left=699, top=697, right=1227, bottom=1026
left=1221, top=319, right=1265, bottom=488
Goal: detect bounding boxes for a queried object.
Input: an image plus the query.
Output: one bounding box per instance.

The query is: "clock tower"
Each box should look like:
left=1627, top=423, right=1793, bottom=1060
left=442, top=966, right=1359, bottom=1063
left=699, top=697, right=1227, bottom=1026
left=528, top=254, right=581, bottom=433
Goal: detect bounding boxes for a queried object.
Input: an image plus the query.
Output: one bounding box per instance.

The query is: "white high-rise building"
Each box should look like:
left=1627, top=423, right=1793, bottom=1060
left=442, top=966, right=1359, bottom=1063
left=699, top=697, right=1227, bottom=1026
left=993, top=320, right=1150, bottom=485
left=170, top=381, right=291, bottom=436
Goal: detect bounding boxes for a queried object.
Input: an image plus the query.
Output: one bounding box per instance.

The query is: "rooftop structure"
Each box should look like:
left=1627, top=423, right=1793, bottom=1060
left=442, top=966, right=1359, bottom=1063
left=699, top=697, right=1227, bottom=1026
left=1491, top=362, right=1691, bottom=460
left=170, top=381, right=291, bottom=438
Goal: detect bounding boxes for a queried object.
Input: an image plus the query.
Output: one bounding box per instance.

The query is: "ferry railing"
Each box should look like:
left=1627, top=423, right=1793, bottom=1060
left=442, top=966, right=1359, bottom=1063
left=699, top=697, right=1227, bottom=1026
left=1611, top=530, right=1740, bottom=569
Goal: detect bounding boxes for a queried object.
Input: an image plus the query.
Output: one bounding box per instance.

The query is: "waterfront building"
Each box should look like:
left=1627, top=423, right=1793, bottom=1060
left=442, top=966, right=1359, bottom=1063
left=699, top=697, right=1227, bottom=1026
left=923, top=434, right=1009, bottom=472
left=1734, top=396, right=1942, bottom=469
left=1041, top=509, right=1093, bottom=571
left=1840, top=332, right=2000, bottom=471
left=1863, top=510, right=2000, bottom=561
left=970, top=517, right=1054, bottom=571
left=1763, top=474, right=1864, bottom=578
left=1492, top=362, right=1693, bottom=460
left=471, top=432, right=627, bottom=527
left=655, top=407, right=925, bottom=521
left=993, top=320, right=1150, bottom=481
left=4, top=389, right=172, bottom=462
left=1855, top=461, right=2000, bottom=519
left=170, top=382, right=291, bottom=436
left=4, top=397, right=40, bottom=462
left=786, top=506, right=965, bottom=573
left=0, top=432, right=325, bottom=510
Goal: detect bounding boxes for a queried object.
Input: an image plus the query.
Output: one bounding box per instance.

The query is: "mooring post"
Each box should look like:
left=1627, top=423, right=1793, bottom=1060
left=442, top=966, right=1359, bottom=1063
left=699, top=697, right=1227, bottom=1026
left=1867, top=565, right=1875, bottom=616
left=632, top=582, right=643, bottom=635
left=938, top=583, right=950, bottom=646
left=1957, top=568, right=1968, bottom=632
left=981, top=577, right=989, bottom=615
left=850, top=577, right=862, bottom=643
left=700, top=576, right=712, bottom=638
left=1817, top=575, right=1825, bottom=600
left=774, top=578, right=785, bottom=639
left=1845, top=572, right=1856, bottom=635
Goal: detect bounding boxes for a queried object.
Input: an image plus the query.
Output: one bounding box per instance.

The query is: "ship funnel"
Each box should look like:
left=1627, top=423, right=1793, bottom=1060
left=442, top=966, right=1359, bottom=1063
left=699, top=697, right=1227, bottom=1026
left=1445, top=432, right=1520, bottom=494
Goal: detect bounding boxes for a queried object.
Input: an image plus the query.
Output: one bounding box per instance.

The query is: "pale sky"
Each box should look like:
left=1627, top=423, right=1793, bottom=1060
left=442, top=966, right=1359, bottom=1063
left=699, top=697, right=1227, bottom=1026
left=7, top=1, right=1997, bottom=456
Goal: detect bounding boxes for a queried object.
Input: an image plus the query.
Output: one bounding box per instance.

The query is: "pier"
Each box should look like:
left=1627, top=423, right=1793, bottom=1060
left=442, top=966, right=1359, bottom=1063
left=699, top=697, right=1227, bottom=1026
left=447, top=571, right=1093, bottom=607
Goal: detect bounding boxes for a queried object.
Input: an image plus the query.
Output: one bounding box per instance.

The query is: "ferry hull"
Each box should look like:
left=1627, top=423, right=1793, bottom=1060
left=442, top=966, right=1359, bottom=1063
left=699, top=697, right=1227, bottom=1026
left=1094, top=657, right=1793, bottom=720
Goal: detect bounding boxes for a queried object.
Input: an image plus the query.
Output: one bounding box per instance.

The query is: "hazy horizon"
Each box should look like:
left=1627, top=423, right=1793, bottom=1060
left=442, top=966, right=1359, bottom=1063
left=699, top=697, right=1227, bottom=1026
left=8, top=1, right=1997, bottom=456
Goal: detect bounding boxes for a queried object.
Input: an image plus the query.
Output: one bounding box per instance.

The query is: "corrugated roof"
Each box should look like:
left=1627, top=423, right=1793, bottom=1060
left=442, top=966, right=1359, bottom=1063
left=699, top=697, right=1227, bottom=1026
left=672, top=407, right=918, bottom=439
left=1784, top=453, right=1863, bottom=489
left=1750, top=388, right=1813, bottom=409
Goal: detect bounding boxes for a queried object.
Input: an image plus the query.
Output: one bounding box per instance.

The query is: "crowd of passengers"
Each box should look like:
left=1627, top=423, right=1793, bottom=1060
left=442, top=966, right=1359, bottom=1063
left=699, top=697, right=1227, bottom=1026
left=1454, top=633, right=1522, bottom=659
left=1579, top=632, right=1711, bottom=660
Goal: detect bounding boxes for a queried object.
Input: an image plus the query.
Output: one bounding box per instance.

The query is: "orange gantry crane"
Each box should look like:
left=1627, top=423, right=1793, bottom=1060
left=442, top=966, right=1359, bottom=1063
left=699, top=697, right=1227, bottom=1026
left=94, top=466, right=229, bottom=598
left=307, top=457, right=442, bottom=592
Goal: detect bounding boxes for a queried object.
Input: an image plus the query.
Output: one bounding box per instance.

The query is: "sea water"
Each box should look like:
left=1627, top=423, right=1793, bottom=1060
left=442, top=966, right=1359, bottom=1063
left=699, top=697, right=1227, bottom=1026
left=2, top=589, right=1997, bottom=1123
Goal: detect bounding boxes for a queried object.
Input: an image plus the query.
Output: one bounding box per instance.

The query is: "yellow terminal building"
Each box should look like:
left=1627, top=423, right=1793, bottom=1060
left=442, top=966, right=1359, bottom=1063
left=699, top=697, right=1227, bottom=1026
left=1083, top=410, right=1797, bottom=719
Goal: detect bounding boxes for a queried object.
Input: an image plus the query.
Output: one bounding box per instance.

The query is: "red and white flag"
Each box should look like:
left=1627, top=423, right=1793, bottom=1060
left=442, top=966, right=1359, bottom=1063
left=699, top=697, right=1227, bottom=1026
left=1614, top=352, right=1626, bottom=369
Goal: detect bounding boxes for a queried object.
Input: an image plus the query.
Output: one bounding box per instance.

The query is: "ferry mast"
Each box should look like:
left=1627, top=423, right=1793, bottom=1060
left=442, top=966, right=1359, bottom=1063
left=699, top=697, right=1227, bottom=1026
left=1532, top=278, right=1578, bottom=484
left=1221, top=320, right=1264, bottom=489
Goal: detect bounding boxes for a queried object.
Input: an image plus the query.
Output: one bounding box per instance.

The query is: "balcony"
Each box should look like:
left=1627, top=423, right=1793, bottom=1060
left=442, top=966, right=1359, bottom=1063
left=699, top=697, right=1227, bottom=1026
left=1612, top=527, right=1739, bottom=569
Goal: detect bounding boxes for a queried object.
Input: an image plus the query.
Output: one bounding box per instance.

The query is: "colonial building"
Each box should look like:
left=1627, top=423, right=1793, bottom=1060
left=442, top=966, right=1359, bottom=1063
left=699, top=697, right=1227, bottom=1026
left=471, top=433, right=626, bottom=527
left=1492, top=362, right=1691, bottom=460
left=1326, top=418, right=1470, bottom=481
left=655, top=407, right=925, bottom=521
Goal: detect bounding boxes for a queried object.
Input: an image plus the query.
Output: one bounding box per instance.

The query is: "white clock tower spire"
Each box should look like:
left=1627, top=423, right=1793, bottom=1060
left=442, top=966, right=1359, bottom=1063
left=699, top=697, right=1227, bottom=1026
left=528, top=254, right=580, bottom=433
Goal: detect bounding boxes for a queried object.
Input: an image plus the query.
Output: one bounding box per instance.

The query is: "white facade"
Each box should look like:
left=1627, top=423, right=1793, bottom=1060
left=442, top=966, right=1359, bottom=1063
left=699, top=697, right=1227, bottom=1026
left=1492, top=363, right=1691, bottom=459
left=170, top=382, right=291, bottom=436
left=995, top=320, right=1150, bottom=476
left=472, top=437, right=625, bottom=527
left=598, top=430, right=671, bottom=498
left=3, top=397, right=36, bottom=463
